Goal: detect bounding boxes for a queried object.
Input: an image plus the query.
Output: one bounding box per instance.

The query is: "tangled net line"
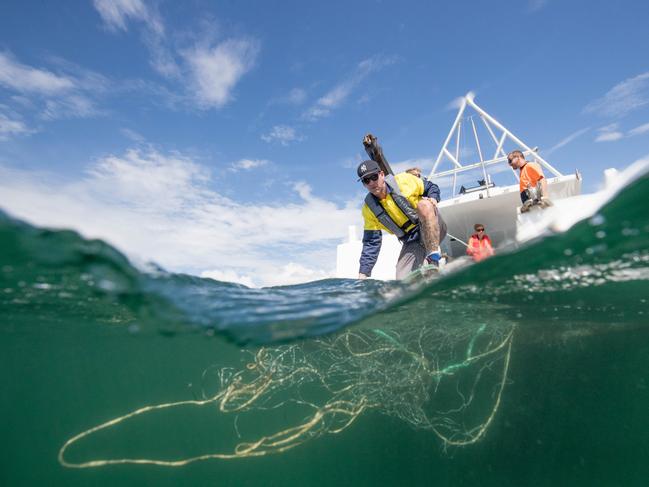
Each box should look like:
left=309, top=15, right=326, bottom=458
left=59, top=322, right=514, bottom=468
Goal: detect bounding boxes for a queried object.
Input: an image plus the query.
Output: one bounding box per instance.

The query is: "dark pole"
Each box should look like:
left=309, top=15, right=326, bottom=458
left=362, top=133, right=394, bottom=175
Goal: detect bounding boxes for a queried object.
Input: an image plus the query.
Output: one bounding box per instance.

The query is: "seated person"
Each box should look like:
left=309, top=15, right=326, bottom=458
left=405, top=167, right=422, bottom=178
left=466, top=224, right=494, bottom=262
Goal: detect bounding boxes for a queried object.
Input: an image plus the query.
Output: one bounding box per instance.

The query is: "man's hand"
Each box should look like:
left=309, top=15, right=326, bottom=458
left=358, top=273, right=368, bottom=280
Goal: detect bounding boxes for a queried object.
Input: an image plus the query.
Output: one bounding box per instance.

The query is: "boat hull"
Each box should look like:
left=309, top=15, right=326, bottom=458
left=439, top=174, right=581, bottom=257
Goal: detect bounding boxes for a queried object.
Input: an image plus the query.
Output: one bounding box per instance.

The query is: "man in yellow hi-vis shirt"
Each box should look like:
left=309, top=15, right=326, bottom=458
left=357, top=160, right=446, bottom=279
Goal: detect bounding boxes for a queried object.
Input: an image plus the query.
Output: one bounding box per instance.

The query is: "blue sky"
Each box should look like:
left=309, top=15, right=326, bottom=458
left=1, top=0, right=648, bottom=286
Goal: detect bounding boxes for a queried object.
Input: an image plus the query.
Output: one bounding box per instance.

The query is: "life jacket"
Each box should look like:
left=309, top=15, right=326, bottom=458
left=364, top=174, right=419, bottom=239
left=467, top=234, right=493, bottom=262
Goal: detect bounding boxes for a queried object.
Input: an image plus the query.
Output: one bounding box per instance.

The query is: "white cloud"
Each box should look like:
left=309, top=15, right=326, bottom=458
left=144, top=31, right=180, bottom=79
left=93, top=0, right=162, bottom=34
left=595, top=131, right=624, bottom=142
left=93, top=2, right=260, bottom=106
left=317, top=85, right=349, bottom=110
left=0, top=111, right=32, bottom=141
left=303, top=106, right=330, bottom=120
left=545, top=127, right=590, bottom=155
left=390, top=157, right=435, bottom=175
left=303, top=55, right=396, bottom=121
left=228, top=158, right=269, bottom=171
left=42, top=94, right=100, bottom=120
left=120, top=127, right=146, bottom=143
left=85, top=149, right=211, bottom=207
left=258, top=262, right=332, bottom=287
left=585, top=72, right=649, bottom=118
left=183, top=39, right=259, bottom=109
left=594, top=121, right=649, bottom=142
left=261, top=125, right=302, bottom=145
left=628, top=121, right=649, bottom=137
left=292, top=181, right=313, bottom=200
left=0, top=148, right=358, bottom=287
left=0, top=52, right=75, bottom=94
left=201, top=263, right=331, bottom=288
left=0, top=52, right=107, bottom=121
left=93, top=0, right=178, bottom=78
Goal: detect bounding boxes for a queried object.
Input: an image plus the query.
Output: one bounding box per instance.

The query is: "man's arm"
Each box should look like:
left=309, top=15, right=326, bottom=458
left=485, top=236, right=494, bottom=255
left=466, top=236, right=476, bottom=255
left=358, top=230, right=382, bottom=279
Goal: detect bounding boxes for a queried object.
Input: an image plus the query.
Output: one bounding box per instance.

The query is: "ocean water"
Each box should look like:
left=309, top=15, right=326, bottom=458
left=1, top=170, right=648, bottom=486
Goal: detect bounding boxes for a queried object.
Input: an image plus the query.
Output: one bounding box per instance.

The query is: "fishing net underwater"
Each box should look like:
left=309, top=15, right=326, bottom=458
left=58, top=320, right=514, bottom=467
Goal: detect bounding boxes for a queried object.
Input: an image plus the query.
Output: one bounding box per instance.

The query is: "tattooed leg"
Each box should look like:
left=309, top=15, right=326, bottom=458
left=417, top=198, right=440, bottom=254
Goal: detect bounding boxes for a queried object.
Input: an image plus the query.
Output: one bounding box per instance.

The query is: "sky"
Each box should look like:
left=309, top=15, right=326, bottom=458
left=1, top=0, right=649, bottom=287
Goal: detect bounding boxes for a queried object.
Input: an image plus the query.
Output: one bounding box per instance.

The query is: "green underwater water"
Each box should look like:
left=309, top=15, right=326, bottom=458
left=1, top=173, right=648, bottom=486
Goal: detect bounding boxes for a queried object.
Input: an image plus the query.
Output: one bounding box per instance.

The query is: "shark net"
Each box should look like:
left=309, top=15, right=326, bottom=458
left=59, top=321, right=514, bottom=467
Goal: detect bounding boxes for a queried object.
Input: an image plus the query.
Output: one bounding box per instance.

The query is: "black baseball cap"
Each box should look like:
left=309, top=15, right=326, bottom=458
left=356, top=160, right=381, bottom=181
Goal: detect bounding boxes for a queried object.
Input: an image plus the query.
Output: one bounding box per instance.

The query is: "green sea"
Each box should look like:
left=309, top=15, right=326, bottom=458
left=1, top=170, right=648, bottom=486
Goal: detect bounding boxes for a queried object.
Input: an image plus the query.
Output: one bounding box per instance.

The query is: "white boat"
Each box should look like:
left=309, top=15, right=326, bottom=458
left=336, top=93, right=582, bottom=279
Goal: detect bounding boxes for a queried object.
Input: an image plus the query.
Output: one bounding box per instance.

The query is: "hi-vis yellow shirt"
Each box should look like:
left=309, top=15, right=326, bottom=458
left=361, top=172, right=424, bottom=233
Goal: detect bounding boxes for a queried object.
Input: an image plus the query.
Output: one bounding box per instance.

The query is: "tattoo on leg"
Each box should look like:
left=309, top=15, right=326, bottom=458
left=421, top=209, right=440, bottom=254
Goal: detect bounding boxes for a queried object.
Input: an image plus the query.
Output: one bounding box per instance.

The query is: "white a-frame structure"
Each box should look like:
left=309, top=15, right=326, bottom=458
left=427, top=93, right=581, bottom=257
left=428, top=92, right=564, bottom=196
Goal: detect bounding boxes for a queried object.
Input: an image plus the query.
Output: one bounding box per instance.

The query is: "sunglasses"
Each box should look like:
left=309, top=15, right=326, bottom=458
left=477, top=228, right=485, bottom=232
left=361, top=173, right=379, bottom=185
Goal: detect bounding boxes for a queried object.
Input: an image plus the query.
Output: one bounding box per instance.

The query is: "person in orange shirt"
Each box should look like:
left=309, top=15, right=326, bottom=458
left=507, top=150, right=548, bottom=204
left=466, top=223, right=494, bottom=262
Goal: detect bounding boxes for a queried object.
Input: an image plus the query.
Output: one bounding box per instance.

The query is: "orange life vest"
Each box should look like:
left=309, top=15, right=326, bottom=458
left=467, top=234, right=494, bottom=262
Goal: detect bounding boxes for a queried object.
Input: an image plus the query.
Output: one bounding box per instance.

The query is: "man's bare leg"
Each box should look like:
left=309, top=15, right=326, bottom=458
left=416, top=198, right=440, bottom=255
